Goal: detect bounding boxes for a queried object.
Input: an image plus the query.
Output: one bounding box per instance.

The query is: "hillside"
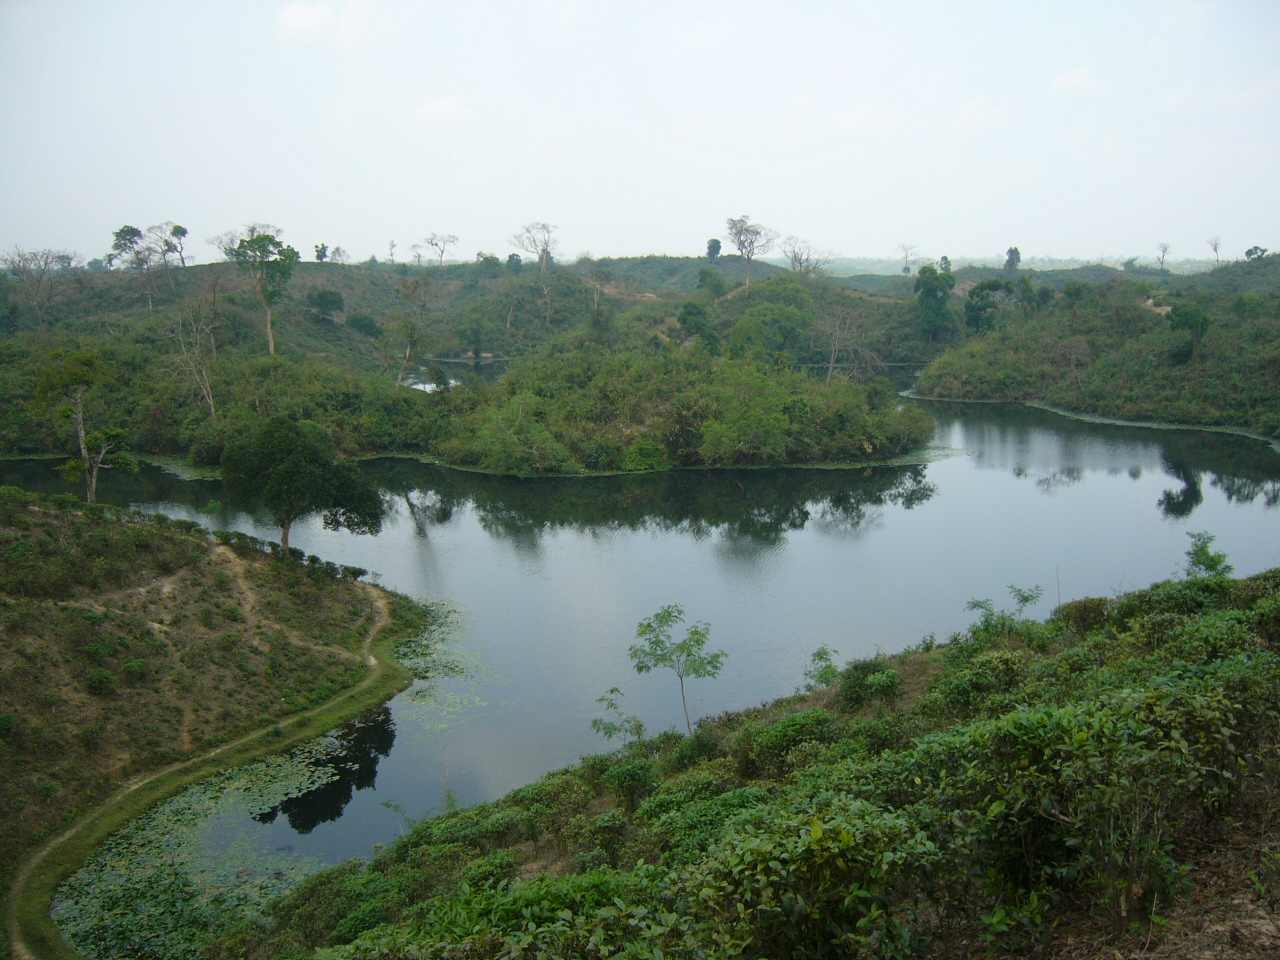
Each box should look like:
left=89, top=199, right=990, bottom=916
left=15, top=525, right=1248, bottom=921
left=917, top=255, right=1280, bottom=438
left=0, top=488, right=436, bottom=958
left=202, top=539, right=1280, bottom=960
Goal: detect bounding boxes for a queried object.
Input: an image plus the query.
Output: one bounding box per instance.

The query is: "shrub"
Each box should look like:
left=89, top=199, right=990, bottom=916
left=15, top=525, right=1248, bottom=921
left=838, top=658, right=888, bottom=711
left=85, top=667, right=116, bottom=696
left=662, top=726, right=723, bottom=773
left=865, top=669, right=902, bottom=705
left=1052, top=596, right=1109, bottom=635
left=122, top=659, right=148, bottom=684
left=735, top=709, right=837, bottom=778
left=461, top=850, right=518, bottom=890
left=0, top=714, right=16, bottom=739
left=603, top=759, right=658, bottom=814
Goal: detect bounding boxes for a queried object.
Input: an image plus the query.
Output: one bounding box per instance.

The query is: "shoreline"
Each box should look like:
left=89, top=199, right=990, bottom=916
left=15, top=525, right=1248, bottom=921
left=7, top=585, right=415, bottom=960
left=902, top=390, right=1280, bottom=455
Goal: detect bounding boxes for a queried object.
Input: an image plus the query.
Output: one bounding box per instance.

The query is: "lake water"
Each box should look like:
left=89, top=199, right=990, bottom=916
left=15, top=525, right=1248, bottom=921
left=7, top=400, right=1280, bottom=869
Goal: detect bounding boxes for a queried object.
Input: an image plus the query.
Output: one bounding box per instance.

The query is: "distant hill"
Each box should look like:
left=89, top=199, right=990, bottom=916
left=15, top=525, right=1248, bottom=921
left=567, top=255, right=786, bottom=293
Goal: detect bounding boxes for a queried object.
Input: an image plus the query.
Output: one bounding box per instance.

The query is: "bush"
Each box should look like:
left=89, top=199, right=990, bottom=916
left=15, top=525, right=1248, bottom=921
left=662, top=726, right=723, bottom=773
left=85, top=667, right=116, bottom=696
left=735, top=709, right=837, bottom=778
left=865, top=669, right=902, bottom=705
left=603, top=759, right=658, bottom=814
left=838, top=658, right=889, bottom=711
left=461, top=850, right=518, bottom=890
left=1052, top=596, right=1109, bottom=635
left=0, top=714, right=16, bottom=739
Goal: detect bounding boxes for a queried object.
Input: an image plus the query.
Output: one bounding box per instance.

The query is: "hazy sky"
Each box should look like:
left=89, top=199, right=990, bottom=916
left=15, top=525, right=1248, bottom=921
left=3, top=1, right=1277, bottom=265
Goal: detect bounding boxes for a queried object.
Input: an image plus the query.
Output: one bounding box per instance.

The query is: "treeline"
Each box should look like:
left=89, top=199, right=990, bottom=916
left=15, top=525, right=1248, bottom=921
left=203, top=540, right=1280, bottom=960
left=915, top=255, right=1280, bottom=437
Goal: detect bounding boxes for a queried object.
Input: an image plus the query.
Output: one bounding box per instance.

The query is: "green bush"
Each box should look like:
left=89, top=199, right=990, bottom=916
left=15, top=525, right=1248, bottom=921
left=461, top=850, right=518, bottom=890
left=865, top=669, right=902, bottom=705
left=85, top=667, right=116, bottom=696
left=603, top=759, right=658, bottom=814
left=838, top=657, right=888, bottom=711
left=662, top=726, right=723, bottom=773
left=0, top=714, right=16, bottom=739
left=735, top=709, right=837, bottom=778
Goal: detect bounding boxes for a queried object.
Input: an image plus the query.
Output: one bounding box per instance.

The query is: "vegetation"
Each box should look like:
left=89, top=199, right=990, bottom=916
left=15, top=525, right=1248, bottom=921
left=0, top=487, right=438, bottom=957
left=203, top=535, right=1280, bottom=959
left=917, top=254, right=1280, bottom=438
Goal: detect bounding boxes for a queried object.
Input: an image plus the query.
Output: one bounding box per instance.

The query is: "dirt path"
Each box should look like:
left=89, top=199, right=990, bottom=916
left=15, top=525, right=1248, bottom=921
left=6, top=556, right=394, bottom=960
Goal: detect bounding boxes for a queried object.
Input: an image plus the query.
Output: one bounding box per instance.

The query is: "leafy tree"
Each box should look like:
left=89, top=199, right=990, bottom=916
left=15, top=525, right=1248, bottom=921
left=965, top=279, right=1011, bottom=332
left=314, top=243, right=329, bottom=263
left=109, top=225, right=143, bottom=269
left=221, top=416, right=385, bottom=550
left=591, top=687, right=646, bottom=743
left=938, top=256, right=952, bottom=274
left=913, top=264, right=954, bottom=340
left=1245, top=246, right=1268, bottom=262
left=36, top=351, right=138, bottom=503
left=629, top=603, right=727, bottom=734
left=1185, top=531, right=1233, bottom=579
left=506, top=253, right=523, bottom=273
left=677, top=301, right=718, bottom=350
left=706, top=238, right=721, bottom=262
left=725, top=215, right=775, bottom=290
left=225, top=227, right=301, bottom=355
left=1004, top=246, right=1021, bottom=271
left=1169, top=302, right=1210, bottom=360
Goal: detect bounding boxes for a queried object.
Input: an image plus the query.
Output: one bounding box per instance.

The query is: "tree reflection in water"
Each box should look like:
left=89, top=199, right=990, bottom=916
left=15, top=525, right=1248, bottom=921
left=253, top=706, right=396, bottom=834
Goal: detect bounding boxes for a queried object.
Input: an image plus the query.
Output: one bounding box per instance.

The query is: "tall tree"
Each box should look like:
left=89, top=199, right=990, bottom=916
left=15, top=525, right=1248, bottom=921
left=1245, top=246, right=1267, bottom=262
left=706, top=238, right=721, bottom=262
left=223, top=226, right=300, bottom=355
left=1004, top=246, right=1022, bottom=271
left=511, top=222, right=558, bottom=273
left=314, top=242, right=329, bottom=262
left=913, top=264, right=955, bottom=341
left=725, top=215, right=775, bottom=290
left=109, top=225, right=143, bottom=269
left=1207, top=236, right=1221, bottom=265
left=1169, top=303, right=1210, bottom=360
left=170, top=289, right=221, bottom=417
left=629, top=603, right=727, bottom=734
left=1156, top=242, right=1171, bottom=270
left=170, top=224, right=189, bottom=266
left=423, top=232, right=459, bottom=268
left=221, top=417, right=385, bottom=551
left=36, top=351, right=137, bottom=503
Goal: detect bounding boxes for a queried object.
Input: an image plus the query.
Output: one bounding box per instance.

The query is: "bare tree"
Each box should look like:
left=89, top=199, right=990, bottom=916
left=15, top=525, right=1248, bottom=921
left=781, top=236, right=829, bottom=276
left=170, top=288, right=222, bottom=417
left=1157, top=242, right=1171, bottom=270
left=898, top=243, right=918, bottom=275
left=724, top=215, right=775, bottom=290
left=815, top=295, right=881, bottom=383
left=2, top=247, right=76, bottom=328
left=511, top=222, right=558, bottom=273
left=330, top=246, right=350, bottom=265
left=423, top=232, right=459, bottom=269
left=387, top=240, right=397, bottom=263
left=1207, top=236, right=1221, bottom=265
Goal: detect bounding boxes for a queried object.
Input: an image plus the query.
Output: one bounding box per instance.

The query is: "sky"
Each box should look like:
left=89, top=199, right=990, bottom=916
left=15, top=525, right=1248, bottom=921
left=2, top=0, right=1278, bottom=266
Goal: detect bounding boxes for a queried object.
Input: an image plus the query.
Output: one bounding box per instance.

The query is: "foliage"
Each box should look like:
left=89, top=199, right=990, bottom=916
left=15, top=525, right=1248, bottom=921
left=630, top=603, right=727, bottom=733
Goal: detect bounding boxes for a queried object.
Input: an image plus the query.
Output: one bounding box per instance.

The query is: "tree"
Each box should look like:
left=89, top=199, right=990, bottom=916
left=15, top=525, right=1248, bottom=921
left=1245, top=246, right=1268, bottom=262
left=590, top=687, right=646, bottom=743
left=330, top=246, right=350, bottom=265
left=725, top=215, right=775, bottom=290
left=170, top=291, right=221, bottom=417
left=221, top=417, right=385, bottom=551
left=506, top=253, right=523, bottom=273
left=314, top=243, right=329, bottom=263
left=965, top=279, right=1011, bottom=332
left=223, top=226, right=301, bottom=355
left=697, top=267, right=726, bottom=299
left=2, top=247, right=75, bottom=328
left=423, top=232, right=459, bottom=269
left=305, top=288, right=345, bottom=324
left=1004, top=246, right=1021, bottom=271
left=1169, top=302, right=1210, bottom=360
left=387, top=240, right=397, bottom=263
left=1207, top=236, right=1221, bottom=265
left=170, top=224, right=189, bottom=266
left=938, top=255, right=952, bottom=274
left=706, top=238, right=721, bottom=262
left=511, top=222, right=558, bottom=273
left=144, top=222, right=182, bottom=267
left=913, top=264, right=955, bottom=340
left=36, top=351, right=138, bottom=503
left=109, top=225, right=143, bottom=269
left=898, top=243, right=917, bottom=275
left=1156, top=242, right=1171, bottom=270
left=629, top=603, right=726, bottom=734
left=781, top=236, right=828, bottom=276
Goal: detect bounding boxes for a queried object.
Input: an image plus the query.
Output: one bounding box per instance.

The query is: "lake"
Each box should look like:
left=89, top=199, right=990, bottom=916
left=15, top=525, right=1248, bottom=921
left=6, top=400, right=1280, bottom=871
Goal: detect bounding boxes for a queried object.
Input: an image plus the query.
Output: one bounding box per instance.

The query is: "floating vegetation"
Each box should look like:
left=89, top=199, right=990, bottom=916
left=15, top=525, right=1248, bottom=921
left=53, top=739, right=350, bottom=959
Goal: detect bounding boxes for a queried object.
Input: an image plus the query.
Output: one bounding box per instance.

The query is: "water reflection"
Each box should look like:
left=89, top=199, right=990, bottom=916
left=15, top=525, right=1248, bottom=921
left=924, top=400, right=1280, bottom=519
left=253, top=706, right=396, bottom=834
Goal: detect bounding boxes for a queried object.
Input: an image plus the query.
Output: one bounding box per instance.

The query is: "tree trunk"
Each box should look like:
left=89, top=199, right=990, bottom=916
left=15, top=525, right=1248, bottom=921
left=280, top=521, right=291, bottom=552
left=265, top=302, right=275, bottom=356
left=678, top=674, right=691, bottom=735
left=71, top=390, right=93, bottom=502
left=87, top=459, right=99, bottom=504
